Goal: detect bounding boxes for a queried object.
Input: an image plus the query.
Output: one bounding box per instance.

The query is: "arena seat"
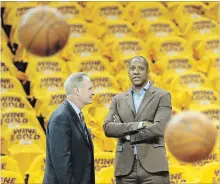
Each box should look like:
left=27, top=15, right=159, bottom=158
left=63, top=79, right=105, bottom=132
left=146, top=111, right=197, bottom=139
left=49, top=2, right=84, bottom=21
left=34, top=90, right=66, bottom=118
left=192, top=35, right=219, bottom=60
left=183, top=17, right=218, bottom=42
left=169, top=164, right=199, bottom=183
left=60, top=36, right=107, bottom=60
left=107, top=37, right=146, bottom=62
left=206, top=2, right=219, bottom=22
left=67, top=19, right=102, bottom=39
left=93, top=89, right=120, bottom=107
left=5, top=125, right=46, bottom=152
left=9, top=146, right=45, bottom=175
left=90, top=72, right=120, bottom=92
left=1, top=92, right=34, bottom=112
left=124, top=2, right=169, bottom=24
left=85, top=2, right=125, bottom=25
left=189, top=87, right=219, bottom=106
left=103, top=20, right=136, bottom=47
left=1, top=170, right=24, bottom=184
left=135, top=19, right=180, bottom=42
left=1, top=108, right=44, bottom=133
left=25, top=55, right=69, bottom=81
left=1, top=155, right=22, bottom=175
left=190, top=104, right=220, bottom=122
left=30, top=74, right=65, bottom=99
left=97, top=166, right=115, bottom=184
left=172, top=2, right=208, bottom=33
left=5, top=125, right=46, bottom=174
left=200, top=162, right=220, bottom=183
left=1, top=75, right=26, bottom=96
left=1, top=54, right=18, bottom=77
left=170, top=71, right=211, bottom=91
left=209, top=73, right=220, bottom=93
left=67, top=55, right=114, bottom=76
left=151, top=55, right=197, bottom=76
left=26, top=154, right=46, bottom=184
left=147, top=36, right=191, bottom=62
left=94, top=152, right=115, bottom=172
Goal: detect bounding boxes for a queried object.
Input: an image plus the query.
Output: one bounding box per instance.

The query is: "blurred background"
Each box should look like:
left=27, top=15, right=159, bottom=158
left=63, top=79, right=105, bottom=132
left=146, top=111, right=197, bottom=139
left=1, top=1, right=219, bottom=184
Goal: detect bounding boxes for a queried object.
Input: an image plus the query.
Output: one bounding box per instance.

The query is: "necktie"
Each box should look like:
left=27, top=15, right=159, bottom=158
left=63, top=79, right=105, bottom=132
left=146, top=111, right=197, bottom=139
left=79, top=112, right=89, bottom=141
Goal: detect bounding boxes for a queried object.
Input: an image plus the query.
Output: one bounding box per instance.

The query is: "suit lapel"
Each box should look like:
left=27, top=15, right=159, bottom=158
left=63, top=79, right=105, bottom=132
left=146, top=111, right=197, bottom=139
left=85, top=125, right=93, bottom=150
left=125, top=90, right=136, bottom=116
left=64, top=100, right=91, bottom=148
left=135, top=84, right=157, bottom=121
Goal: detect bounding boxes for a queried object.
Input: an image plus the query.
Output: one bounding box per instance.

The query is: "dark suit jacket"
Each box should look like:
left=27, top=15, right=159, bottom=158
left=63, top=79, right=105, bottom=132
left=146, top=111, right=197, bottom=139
left=43, top=100, right=95, bottom=184
left=104, top=84, right=172, bottom=176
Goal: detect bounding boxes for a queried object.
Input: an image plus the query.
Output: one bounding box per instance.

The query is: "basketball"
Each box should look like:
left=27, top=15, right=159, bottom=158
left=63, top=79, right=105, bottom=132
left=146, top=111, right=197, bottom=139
left=165, top=111, right=217, bottom=163
left=17, top=6, right=70, bottom=57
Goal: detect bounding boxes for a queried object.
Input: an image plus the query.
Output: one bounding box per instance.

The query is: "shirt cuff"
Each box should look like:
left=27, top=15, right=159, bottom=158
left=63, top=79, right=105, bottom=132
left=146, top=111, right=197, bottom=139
left=137, top=121, right=144, bottom=129
left=125, top=135, right=130, bottom=140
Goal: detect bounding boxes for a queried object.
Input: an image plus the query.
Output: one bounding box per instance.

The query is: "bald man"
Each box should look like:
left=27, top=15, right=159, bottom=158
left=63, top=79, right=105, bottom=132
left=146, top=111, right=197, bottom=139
left=104, top=56, right=172, bottom=184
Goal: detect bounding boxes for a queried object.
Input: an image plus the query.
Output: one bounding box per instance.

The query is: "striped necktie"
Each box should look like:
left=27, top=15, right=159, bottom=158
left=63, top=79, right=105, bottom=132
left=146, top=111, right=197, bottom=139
left=79, top=112, right=89, bottom=141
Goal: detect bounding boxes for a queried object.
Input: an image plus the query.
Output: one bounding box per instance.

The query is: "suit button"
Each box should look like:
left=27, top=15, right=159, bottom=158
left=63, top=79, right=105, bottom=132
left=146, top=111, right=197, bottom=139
left=135, top=137, right=138, bottom=140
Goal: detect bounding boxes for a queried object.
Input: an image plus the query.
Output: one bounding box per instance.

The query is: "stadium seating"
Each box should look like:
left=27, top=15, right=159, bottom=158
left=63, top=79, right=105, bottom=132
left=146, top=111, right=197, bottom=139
left=1, top=1, right=219, bottom=183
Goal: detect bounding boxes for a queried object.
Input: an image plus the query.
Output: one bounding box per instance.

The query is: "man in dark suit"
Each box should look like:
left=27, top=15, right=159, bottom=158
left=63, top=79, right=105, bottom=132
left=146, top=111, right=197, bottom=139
left=104, top=56, right=172, bottom=184
left=43, top=72, right=95, bottom=184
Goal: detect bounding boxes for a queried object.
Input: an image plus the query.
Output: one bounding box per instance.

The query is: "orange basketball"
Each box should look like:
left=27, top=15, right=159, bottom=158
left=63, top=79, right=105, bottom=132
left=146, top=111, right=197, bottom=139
left=17, top=6, right=70, bottom=57
left=165, top=111, right=217, bottom=162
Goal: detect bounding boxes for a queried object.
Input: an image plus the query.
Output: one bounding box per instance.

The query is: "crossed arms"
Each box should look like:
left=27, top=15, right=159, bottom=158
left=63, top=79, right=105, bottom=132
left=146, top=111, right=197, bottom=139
left=103, top=93, right=172, bottom=143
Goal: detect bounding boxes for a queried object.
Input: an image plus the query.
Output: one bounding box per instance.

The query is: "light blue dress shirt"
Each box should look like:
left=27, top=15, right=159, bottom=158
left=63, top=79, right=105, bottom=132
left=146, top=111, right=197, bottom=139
left=132, top=81, right=151, bottom=113
left=131, top=81, right=151, bottom=155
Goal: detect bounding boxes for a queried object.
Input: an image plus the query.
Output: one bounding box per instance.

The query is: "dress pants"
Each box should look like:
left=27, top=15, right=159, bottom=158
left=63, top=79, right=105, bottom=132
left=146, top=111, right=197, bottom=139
left=116, top=155, right=170, bottom=184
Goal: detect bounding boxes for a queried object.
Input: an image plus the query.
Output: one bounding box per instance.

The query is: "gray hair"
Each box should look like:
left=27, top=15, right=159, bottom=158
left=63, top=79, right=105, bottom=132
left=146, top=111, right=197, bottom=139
left=64, top=72, right=88, bottom=96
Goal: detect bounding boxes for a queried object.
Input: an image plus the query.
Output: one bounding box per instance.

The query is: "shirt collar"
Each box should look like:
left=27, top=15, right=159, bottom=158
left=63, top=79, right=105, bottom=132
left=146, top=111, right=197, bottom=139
left=131, top=81, right=151, bottom=93
left=67, top=99, right=81, bottom=117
